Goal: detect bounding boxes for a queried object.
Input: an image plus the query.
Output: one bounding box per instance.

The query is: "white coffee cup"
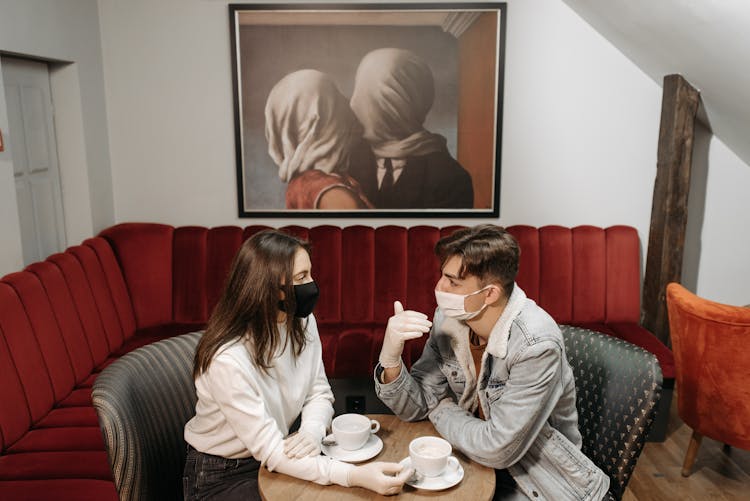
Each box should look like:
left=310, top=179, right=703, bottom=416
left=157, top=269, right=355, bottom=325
left=331, top=414, right=380, bottom=451
left=409, top=436, right=459, bottom=477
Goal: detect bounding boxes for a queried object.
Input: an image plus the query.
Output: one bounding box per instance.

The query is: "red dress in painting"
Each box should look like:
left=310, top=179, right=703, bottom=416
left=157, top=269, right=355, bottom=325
left=286, top=169, right=373, bottom=209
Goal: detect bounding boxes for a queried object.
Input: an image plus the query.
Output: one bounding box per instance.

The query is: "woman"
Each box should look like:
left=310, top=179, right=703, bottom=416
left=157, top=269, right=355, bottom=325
left=349, top=48, right=474, bottom=209
left=265, top=70, right=374, bottom=210
left=183, top=230, right=411, bottom=500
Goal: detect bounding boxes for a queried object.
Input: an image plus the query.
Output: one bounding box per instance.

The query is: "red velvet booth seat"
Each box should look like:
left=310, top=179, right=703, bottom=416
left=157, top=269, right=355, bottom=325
left=102, top=223, right=674, bottom=379
left=100, top=224, right=673, bottom=441
left=0, top=235, right=201, bottom=500
left=0, top=223, right=674, bottom=499
left=97, top=223, right=674, bottom=382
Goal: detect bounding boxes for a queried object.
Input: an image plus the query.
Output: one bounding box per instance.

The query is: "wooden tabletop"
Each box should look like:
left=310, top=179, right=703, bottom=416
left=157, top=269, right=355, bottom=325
left=258, top=414, right=495, bottom=500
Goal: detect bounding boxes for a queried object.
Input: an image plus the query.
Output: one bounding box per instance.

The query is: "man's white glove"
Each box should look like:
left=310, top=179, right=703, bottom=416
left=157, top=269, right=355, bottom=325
left=378, top=301, right=432, bottom=369
left=379, top=301, right=432, bottom=368
left=348, top=461, right=414, bottom=496
left=283, top=430, right=321, bottom=459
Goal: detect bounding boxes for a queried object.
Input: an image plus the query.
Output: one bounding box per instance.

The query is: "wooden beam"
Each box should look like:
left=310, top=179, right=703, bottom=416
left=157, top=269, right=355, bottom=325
left=642, top=74, right=700, bottom=345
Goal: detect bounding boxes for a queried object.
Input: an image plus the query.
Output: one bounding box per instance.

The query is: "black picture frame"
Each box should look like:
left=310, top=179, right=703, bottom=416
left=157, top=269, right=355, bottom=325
left=229, top=2, right=507, bottom=217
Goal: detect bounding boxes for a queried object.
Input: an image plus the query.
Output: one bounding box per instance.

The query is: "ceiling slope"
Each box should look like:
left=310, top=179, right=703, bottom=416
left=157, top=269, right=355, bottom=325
left=563, top=0, right=750, bottom=166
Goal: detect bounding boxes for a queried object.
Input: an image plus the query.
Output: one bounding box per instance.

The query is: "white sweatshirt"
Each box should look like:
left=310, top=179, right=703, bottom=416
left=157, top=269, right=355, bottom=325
left=184, top=314, right=354, bottom=486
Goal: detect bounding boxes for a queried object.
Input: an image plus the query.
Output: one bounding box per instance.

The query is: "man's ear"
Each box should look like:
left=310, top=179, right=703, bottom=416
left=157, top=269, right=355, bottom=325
left=486, top=285, right=504, bottom=304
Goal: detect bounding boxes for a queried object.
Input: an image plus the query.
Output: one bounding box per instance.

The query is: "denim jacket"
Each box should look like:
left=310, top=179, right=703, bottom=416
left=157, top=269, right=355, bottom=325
left=375, top=285, right=609, bottom=501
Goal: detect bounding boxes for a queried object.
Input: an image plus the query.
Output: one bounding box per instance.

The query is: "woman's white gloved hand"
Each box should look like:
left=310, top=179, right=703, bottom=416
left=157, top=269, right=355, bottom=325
left=283, top=430, right=321, bottom=458
left=348, top=461, right=414, bottom=495
left=378, top=301, right=432, bottom=368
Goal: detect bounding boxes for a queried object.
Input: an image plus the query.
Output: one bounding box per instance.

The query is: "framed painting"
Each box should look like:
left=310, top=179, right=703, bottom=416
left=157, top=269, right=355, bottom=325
left=229, top=2, right=507, bottom=217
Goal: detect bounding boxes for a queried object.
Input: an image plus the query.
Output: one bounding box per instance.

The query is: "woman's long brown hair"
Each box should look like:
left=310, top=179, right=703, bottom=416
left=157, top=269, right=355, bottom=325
left=193, top=230, right=311, bottom=379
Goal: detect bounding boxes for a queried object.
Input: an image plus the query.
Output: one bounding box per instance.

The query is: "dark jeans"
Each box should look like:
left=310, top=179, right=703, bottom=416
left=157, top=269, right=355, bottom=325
left=183, top=445, right=261, bottom=501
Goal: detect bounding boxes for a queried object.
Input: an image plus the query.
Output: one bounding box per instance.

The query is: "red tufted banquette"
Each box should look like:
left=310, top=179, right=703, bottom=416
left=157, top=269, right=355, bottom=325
left=0, top=223, right=673, bottom=498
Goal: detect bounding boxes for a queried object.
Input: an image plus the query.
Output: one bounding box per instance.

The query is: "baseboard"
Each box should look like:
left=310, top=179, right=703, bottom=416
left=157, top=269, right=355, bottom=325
left=647, top=378, right=674, bottom=442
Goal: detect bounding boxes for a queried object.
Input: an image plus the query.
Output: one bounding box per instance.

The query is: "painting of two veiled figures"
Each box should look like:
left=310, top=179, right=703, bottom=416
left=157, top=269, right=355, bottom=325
left=230, top=3, right=507, bottom=217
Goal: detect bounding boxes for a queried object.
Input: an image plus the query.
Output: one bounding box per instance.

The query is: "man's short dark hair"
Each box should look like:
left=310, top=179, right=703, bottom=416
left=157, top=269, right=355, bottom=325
left=435, top=224, right=520, bottom=296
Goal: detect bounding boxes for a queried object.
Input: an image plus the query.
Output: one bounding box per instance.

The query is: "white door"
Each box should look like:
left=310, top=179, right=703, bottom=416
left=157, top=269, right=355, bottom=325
left=2, top=57, right=66, bottom=265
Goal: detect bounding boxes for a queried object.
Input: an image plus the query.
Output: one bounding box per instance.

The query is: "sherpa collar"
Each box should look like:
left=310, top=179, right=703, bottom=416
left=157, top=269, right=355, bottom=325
left=437, top=283, right=527, bottom=411
left=485, top=283, right=527, bottom=359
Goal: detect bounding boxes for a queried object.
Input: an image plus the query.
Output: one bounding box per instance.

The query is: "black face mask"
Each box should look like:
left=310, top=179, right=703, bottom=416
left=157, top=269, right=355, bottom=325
left=280, top=281, right=320, bottom=318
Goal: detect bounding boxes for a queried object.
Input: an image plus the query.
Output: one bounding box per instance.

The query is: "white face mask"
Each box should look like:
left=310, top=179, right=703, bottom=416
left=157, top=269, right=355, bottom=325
left=434, top=285, right=493, bottom=321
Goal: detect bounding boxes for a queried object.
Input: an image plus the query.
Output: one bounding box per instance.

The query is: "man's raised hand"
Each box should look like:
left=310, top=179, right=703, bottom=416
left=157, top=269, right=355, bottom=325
left=378, top=301, right=432, bottom=368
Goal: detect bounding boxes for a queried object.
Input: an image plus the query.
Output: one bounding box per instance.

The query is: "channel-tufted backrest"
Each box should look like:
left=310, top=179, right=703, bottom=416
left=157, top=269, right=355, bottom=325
left=92, top=331, right=201, bottom=501
left=101, top=223, right=641, bottom=328
left=507, top=225, right=640, bottom=324
left=561, top=325, right=662, bottom=500
left=100, top=223, right=649, bottom=378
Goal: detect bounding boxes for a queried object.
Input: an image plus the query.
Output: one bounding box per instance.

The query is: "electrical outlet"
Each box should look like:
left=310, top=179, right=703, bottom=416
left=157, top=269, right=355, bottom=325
left=345, top=395, right=366, bottom=414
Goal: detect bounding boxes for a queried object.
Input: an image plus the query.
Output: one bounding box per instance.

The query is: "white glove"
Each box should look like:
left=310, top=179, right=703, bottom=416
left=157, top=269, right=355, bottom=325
left=283, top=430, right=321, bottom=459
left=348, top=461, right=414, bottom=496
left=378, top=301, right=432, bottom=368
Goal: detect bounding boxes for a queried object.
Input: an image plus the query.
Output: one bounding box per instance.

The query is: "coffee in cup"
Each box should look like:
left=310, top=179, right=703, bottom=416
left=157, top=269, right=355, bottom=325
left=331, top=414, right=380, bottom=451
left=409, top=436, right=458, bottom=477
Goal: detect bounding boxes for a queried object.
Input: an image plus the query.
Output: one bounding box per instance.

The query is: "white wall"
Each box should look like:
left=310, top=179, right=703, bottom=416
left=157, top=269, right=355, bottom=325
left=0, top=0, right=114, bottom=275
left=684, top=125, right=750, bottom=305
left=97, top=0, right=748, bottom=304
left=99, top=0, right=660, bottom=228
left=560, top=0, right=750, bottom=306
left=563, top=0, right=750, bottom=181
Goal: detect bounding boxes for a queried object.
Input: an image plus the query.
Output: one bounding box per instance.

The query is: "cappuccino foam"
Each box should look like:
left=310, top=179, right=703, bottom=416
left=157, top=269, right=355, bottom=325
left=338, top=423, right=366, bottom=433
left=416, top=445, right=446, bottom=458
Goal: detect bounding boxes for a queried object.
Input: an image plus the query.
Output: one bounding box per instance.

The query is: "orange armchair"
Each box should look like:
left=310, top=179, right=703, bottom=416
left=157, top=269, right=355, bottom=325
left=665, top=283, right=750, bottom=476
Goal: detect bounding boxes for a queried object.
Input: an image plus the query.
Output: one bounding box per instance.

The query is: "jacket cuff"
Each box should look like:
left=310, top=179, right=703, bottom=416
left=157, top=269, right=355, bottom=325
left=373, top=362, right=407, bottom=392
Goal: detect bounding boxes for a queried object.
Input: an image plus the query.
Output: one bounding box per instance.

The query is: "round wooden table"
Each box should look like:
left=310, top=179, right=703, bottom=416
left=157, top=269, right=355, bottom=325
left=258, top=414, right=495, bottom=500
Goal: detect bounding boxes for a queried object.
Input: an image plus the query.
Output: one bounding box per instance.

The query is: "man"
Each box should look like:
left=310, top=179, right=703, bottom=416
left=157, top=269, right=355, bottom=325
left=374, top=225, right=609, bottom=500
left=348, top=48, right=473, bottom=209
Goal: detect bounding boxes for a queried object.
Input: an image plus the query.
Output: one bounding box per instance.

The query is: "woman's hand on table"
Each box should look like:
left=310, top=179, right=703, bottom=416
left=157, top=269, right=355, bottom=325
left=348, top=461, right=415, bottom=496
left=283, top=430, right=321, bottom=458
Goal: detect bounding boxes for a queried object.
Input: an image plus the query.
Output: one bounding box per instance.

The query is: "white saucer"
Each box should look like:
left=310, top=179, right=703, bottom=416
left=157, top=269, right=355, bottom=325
left=399, top=456, right=464, bottom=491
left=321, top=434, right=383, bottom=463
